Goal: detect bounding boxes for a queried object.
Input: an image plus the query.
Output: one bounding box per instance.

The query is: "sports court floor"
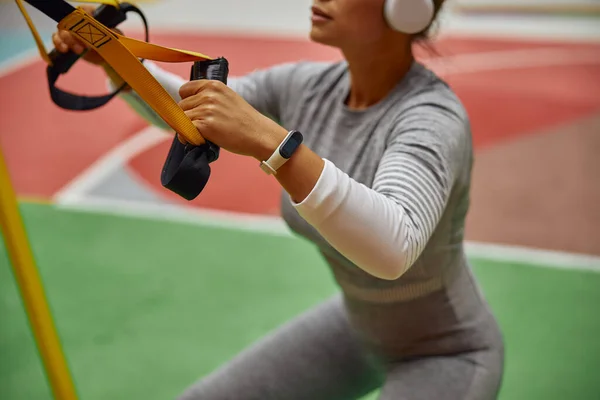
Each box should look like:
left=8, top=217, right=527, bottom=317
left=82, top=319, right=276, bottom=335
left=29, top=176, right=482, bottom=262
left=1, top=1, right=599, bottom=399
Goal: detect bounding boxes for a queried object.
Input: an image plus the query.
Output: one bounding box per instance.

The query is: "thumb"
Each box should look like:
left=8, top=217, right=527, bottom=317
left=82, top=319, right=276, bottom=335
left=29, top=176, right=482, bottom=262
left=80, top=4, right=97, bottom=15
left=176, top=134, right=188, bottom=145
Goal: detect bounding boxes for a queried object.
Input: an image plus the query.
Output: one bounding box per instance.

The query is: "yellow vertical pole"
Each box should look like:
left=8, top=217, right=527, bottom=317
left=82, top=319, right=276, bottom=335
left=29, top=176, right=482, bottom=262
left=0, top=144, right=78, bottom=400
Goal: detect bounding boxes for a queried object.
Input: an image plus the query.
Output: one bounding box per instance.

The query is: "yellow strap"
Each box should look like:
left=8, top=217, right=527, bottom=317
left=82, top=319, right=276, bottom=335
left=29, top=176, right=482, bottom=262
left=77, top=0, right=121, bottom=7
left=74, top=0, right=161, bottom=5
left=15, top=0, right=214, bottom=145
left=14, top=0, right=122, bottom=66
left=14, top=0, right=53, bottom=65
left=58, top=8, right=211, bottom=144
left=0, top=144, right=79, bottom=400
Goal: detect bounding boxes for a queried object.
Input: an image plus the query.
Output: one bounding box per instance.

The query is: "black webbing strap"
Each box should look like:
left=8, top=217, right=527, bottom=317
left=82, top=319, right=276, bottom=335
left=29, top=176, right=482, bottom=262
left=160, top=58, right=228, bottom=201
left=40, top=1, right=148, bottom=111
left=23, top=0, right=226, bottom=200
left=24, top=0, right=75, bottom=22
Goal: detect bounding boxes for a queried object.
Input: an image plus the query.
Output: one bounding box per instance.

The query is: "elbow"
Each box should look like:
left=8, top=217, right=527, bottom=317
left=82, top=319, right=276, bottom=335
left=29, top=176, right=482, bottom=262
left=376, top=267, right=406, bottom=281
left=381, top=270, right=403, bottom=281
left=332, top=237, right=413, bottom=281
left=366, top=255, right=410, bottom=281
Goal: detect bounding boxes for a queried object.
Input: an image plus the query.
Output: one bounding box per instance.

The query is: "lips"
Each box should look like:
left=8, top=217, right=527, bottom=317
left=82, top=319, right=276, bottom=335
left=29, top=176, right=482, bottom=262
left=311, top=6, right=332, bottom=19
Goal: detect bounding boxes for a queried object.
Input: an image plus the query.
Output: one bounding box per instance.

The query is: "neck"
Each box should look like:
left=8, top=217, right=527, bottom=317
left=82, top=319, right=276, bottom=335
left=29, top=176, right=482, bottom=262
left=341, top=39, right=414, bottom=110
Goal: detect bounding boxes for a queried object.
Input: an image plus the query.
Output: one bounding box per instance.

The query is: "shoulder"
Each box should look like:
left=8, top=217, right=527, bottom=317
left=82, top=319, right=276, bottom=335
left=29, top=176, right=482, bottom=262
left=267, top=60, right=347, bottom=92
left=384, top=63, right=473, bottom=173
left=398, top=62, right=469, bottom=126
left=235, top=60, right=345, bottom=103
left=243, top=60, right=343, bottom=86
left=390, top=63, right=470, bottom=141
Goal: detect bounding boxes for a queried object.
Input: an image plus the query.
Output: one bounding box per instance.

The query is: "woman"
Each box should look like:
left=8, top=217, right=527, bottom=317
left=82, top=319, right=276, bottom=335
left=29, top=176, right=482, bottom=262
left=53, top=1, right=505, bottom=398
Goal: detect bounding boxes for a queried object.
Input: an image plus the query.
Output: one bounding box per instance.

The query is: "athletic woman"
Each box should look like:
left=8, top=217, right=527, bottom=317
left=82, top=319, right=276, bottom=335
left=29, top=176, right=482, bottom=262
left=52, top=0, right=505, bottom=398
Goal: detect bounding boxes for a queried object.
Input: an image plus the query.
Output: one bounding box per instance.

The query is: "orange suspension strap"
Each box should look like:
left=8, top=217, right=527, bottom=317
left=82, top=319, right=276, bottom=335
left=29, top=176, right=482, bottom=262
left=15, top=0, right=228, bottom=199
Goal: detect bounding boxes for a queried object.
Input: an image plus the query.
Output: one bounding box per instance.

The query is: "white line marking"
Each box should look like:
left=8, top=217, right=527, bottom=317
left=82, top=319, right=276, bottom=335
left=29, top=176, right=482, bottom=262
left=53, top=126, right=170, bottom=204
left=53, top=194, right=600, bottom=272
left=440, top=11, right=600, bottom=43
left=56, top=194, right=293, bottom=237
left=426, top=47, right=600, bottom=76
left=465, top=242, right=600, bottom=273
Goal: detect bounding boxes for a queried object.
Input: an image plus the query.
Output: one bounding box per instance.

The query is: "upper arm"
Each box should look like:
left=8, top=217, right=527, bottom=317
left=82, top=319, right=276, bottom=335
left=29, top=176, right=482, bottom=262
left=230, top=61, right=328, bottom=122
left=372, top=102, right=469, bottom=266
left=116, top=60, right=324, bottom=131
left=228, top=62, right=297, bottom=121
left=115, top=61, right=298, bottom=130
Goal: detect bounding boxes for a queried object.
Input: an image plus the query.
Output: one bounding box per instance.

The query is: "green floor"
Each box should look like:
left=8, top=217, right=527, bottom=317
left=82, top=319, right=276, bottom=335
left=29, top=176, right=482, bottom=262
left=1, top=203, right=600, bottom=400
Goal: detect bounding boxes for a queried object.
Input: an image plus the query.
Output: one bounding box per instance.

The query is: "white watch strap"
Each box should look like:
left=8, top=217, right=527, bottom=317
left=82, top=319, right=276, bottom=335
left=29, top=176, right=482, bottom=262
left=260, top=130, right=296, bottom=175
left=265, top=148, right=288, bottom=170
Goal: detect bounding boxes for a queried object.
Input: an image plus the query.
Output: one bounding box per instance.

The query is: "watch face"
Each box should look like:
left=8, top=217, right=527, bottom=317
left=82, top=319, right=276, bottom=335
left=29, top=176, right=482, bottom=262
left=279, top=130, right=303, bottom=159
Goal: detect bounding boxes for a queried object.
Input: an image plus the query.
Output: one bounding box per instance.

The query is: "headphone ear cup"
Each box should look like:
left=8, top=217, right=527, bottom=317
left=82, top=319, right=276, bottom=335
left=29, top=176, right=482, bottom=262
left=384, top=0, right=435, bottom=34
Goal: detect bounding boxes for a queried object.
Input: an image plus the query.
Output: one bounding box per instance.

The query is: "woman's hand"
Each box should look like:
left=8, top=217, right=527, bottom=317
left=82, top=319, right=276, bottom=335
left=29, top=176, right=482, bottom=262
left=178, top=79, right=288, bottom=160
left=51, top=5, right=103, bottom=64
left=51, top=5, right=122, bottom=66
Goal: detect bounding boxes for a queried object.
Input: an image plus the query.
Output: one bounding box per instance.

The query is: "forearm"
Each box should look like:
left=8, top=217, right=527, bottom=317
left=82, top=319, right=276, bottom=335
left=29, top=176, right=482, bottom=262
left=291, top=160, right=413, bottom=280
left=255, top=127, right=414, bottom=280
left=101, top=61, right=178, bottom=130
left=104, top=61, right=243, bottom=131
left=274, top=145, right=325, bottom=204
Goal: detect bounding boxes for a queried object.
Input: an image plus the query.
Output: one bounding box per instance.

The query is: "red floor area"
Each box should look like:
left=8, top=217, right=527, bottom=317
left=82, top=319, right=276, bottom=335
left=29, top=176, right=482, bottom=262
left=0, top=62, right=147, bottom=198
left=1, top=33, right=599, bottom=216
left=447, top=63, right=600, bottom=149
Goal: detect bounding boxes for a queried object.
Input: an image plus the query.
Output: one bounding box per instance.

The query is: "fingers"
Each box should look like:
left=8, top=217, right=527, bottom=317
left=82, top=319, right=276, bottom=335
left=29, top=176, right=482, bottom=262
left=176, top=134, right=188, bottom=145
left=179, top=81, right=202, bottom=101
left=51, top=31, right=69, bottom=53
left=183, top=107, right=207, bottom=122
left=52, top=30, right=86, bottom=54
left=60, top=30, right=86, bottom=54
left=177, top=122, right=206, bottom=146
left=49, top=4, right=121, bottom=66
left=178, top=80, right=225, bottom=101
left=80, top=4, right=97, bottom=14
left=178, top=92, right=216, bottom=112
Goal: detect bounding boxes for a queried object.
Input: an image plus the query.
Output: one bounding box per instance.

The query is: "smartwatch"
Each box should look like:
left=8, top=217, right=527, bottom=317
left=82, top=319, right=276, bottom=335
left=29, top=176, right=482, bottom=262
left=260, top=130, right=304, bottom=175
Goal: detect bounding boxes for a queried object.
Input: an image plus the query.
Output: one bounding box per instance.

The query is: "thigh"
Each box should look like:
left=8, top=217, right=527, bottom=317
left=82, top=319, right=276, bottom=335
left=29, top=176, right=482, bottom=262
left=379, top=347, right=504, bottom=400
left=177, top=294, right=384, bottom=400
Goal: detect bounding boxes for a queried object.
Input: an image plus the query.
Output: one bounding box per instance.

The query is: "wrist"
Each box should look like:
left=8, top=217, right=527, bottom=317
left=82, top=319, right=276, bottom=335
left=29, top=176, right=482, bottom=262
left=253, top=123, right=288, bottom=162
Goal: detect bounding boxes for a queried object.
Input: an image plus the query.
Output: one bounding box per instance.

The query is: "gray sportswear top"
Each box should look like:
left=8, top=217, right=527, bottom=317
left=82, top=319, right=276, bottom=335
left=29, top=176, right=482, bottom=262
left=122, top=60, right=499, bottom=357
left=226, top=60, right=473, bottom=292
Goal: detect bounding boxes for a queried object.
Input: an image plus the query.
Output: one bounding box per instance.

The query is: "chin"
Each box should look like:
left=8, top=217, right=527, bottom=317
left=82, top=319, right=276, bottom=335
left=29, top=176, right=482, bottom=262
left=309, top=26, right=339, bottom=47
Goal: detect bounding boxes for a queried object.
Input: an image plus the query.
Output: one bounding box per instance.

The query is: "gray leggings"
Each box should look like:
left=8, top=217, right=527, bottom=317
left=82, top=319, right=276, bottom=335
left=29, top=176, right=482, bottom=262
left=177, top=295, right=504, bottom=400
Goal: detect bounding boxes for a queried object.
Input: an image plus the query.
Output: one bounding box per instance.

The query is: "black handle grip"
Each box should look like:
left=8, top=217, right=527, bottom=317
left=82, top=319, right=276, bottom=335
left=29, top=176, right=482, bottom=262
left=190, top=57, right=229, bottom=163
left=190, top=57, right=229, bottom=84
left=160, top=57, right=229, bottom=201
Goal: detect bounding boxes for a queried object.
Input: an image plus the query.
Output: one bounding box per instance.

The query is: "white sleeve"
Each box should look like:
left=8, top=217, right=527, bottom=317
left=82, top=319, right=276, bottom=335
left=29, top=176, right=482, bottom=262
left=291, top=159, right=414, bottom=280
left=291, top=112, right=466, bottom=281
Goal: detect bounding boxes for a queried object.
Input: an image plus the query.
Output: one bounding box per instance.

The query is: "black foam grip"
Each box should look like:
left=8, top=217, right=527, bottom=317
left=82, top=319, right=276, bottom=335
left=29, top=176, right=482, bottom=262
left=191, top=57, right=229, bottom=84
left=24, top=0, right=75, bottom=24
left=160, top=58, right=229, bottom=201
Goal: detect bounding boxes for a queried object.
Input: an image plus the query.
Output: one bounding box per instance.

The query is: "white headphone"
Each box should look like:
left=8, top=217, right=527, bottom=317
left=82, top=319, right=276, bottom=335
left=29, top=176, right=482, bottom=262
left=384, top=0, right=435, bottom=34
